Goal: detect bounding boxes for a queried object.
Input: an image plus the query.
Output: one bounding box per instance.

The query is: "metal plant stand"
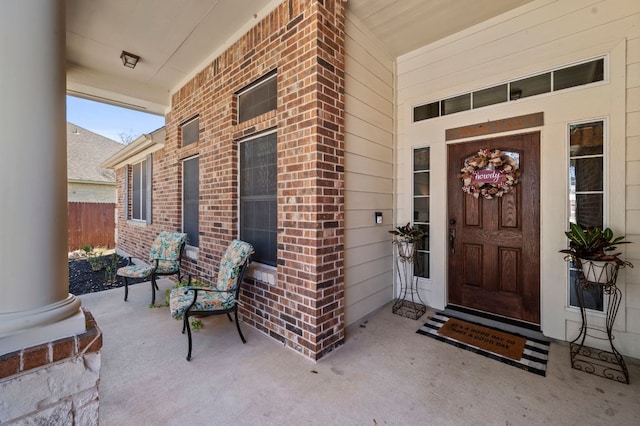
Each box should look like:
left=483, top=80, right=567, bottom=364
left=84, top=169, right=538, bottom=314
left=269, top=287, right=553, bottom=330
left=392, top=241, right=427, bottom=320
left=570, top=260, right=629, bottom=384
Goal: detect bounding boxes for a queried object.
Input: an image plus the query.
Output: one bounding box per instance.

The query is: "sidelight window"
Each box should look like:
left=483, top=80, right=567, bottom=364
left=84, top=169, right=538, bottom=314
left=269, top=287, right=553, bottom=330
left=413, top=147, right=430, bottom=279
left=567, top=120, right=605, bottom=311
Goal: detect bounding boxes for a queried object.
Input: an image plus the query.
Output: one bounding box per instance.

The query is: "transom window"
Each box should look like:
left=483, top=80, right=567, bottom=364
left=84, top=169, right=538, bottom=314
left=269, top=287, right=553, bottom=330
left=414, top=57, right=605, bottom=122
left=181, top=116, right=199, bottom=147
left=568, top=120, right=605, bottom=311
left=239, top=131, right=277, bottom=266
left=237, top=71, right=277, bottom=123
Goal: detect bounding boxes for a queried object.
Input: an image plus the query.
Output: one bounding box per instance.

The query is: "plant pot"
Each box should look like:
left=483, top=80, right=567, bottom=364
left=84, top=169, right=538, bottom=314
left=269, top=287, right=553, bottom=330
left=396, top=240, right=415, bottom=259
left=580, top=259, right=616, bottom=284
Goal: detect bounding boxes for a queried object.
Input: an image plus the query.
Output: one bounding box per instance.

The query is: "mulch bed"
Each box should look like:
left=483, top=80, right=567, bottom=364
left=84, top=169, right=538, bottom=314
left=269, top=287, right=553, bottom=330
left=68, top=255, right=146, bottom=296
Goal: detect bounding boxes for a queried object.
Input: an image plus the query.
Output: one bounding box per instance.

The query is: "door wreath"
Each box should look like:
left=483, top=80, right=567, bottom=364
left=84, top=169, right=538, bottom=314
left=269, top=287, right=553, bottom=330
left=459, top=149, right=521, bottom=199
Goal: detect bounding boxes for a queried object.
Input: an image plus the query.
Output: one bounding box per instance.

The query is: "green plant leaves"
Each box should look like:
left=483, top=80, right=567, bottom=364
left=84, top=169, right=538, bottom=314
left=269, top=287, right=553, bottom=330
left=561, top=222, right=632, bottom=266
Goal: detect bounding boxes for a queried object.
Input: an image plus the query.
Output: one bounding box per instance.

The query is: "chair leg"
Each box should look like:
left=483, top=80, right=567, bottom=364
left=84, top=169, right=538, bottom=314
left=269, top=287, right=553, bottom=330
left=226, top=313, right=233, bottom=322
left=185, top=314, right=194, bottom=361
left=150, top=275, right=157, bottom=305
left=123, top=277, right=129, bottom=301
left=234, top=310, right=247, bottom=344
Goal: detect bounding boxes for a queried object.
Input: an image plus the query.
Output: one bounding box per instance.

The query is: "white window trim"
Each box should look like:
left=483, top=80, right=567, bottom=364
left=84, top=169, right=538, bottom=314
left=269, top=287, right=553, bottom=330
left=127, top=154, right=152, bottom=224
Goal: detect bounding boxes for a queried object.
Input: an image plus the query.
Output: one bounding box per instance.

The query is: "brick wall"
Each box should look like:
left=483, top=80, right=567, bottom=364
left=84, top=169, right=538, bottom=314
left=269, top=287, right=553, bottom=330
left=115, top=0, right=345, bottom=360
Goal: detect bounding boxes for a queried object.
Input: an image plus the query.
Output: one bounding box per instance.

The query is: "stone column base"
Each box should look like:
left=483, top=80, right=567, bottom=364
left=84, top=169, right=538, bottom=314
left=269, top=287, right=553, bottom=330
left=0, top=308, right=102, bottom=425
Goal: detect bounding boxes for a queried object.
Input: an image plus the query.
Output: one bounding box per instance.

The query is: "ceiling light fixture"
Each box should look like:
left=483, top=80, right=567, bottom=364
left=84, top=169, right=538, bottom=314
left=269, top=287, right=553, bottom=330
left=120, top=51, right=140, bottom=69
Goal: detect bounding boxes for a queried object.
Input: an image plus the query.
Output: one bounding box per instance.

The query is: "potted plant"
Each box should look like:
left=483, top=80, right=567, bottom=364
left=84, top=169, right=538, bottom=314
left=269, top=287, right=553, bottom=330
left=560, top=222, right=633, bottom=283
left=389, top=222, right=425, bottom=259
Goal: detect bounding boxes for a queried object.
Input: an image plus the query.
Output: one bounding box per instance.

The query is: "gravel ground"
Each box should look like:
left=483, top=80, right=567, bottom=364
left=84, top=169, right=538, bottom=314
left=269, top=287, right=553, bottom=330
left=68, top=255, right=146, bottom=295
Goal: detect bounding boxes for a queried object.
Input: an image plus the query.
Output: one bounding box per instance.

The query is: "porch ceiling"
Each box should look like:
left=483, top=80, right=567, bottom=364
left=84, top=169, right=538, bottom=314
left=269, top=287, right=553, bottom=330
left=65, top=0, right=533, bottom=115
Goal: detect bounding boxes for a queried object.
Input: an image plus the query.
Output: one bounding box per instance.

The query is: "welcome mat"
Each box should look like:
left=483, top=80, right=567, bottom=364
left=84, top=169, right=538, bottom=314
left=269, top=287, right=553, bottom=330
left=417, top=313, right=550, bottom=376
left=437, top=317, right=526, bottom=360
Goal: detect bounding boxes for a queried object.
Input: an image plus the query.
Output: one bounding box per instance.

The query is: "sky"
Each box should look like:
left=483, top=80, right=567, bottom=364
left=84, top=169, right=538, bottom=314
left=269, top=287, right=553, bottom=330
left=66, top=95, right=165, bottom=143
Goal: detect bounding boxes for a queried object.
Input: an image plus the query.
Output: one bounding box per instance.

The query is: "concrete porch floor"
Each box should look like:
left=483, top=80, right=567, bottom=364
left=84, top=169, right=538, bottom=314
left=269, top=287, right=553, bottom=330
left=79, top=279, right=640, bottom=425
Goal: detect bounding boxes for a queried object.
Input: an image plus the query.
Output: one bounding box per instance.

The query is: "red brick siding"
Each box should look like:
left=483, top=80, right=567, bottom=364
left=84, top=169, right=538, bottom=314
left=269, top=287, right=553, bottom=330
left=115, top=0, right=345, bottom=360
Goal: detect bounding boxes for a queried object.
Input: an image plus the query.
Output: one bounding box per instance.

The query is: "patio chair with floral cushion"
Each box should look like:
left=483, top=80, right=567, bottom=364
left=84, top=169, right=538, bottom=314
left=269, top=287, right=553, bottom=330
left=170, top=239, right=253, bottom=360
left=117, top=231, right=188, bottom=305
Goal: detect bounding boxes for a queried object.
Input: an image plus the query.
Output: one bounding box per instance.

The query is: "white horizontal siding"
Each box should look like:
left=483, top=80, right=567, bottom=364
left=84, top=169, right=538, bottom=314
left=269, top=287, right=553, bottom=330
left=345, top=171, right=393, bottom=193
left=399, top=2, right=640, bottom=102
left=345, top=131, right=393, bottom=161
left=345, top=240, right=391, bottom=265
left=345, top=226, right=391, bottom=252
left=625, top=24, right=640, bottom=342
left=68, top=182, right=116, bottom=203
left=344, top=11, right=395, bottom=327
left=345, top=152, right=392, bottom=179
left=395, top=0, right=640, bottom=357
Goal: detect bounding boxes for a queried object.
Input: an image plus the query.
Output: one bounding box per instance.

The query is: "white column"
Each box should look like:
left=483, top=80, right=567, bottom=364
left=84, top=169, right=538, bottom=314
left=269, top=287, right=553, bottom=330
left=0, top=0, right=84, bottom=355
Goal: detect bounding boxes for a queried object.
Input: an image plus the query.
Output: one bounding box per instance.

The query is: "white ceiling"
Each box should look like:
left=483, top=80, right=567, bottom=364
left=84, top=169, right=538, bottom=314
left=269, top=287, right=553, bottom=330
left=65, top=0, right=533, bottom=115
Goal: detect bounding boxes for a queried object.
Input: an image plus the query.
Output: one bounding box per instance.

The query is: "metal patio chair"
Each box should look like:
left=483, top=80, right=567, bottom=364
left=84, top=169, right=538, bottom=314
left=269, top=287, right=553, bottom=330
left=117, top=231, right=188, bottom=305
left=169, top=239, right=253, bottom=360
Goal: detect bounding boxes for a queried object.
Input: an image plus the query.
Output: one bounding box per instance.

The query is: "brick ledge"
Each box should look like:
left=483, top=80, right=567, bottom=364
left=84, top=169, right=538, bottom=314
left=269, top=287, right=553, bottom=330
left=0, top=308, right=102, bottom=380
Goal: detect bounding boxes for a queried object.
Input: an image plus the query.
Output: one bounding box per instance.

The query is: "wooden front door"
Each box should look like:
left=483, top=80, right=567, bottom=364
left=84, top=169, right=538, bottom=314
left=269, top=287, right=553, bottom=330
left=447, top=133, right=540, bottom=324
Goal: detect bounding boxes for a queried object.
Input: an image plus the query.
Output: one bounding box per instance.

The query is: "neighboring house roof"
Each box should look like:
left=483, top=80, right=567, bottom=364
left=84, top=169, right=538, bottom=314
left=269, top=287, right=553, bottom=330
left=102, top=126, right=166, bottom=170
left=67, top=122, right=125, bottom=184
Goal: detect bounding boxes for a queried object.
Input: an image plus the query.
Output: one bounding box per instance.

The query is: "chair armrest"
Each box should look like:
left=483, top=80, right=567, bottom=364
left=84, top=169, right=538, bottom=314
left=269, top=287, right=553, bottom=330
left=181, top=286, right=236, bottom=313
left=187, top=274, right=214, bottom=285
left=150, top=256, right=179, bottom=262
left=183, top=286, right=225, bottom=295
left=125, top=256, right=149, bottom=267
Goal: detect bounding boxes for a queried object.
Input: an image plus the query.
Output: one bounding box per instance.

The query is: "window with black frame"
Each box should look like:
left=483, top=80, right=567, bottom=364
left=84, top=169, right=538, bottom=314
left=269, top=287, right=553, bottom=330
left=182, top=116, right=199, bottom=147
left=239, top=131, right=277, bottom=266
left=568, top=120, right=605, bottom=311
left=182, top=156, right=199, bottom=247
left=237, top=72, right=277, bottom=123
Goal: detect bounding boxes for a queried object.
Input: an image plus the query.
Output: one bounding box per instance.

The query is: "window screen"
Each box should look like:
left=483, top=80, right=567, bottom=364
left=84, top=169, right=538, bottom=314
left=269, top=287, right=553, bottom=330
left=182, top=117, right=199, bottom=147
left=183, top=156, right=199, bottom=247
left=238, top=73, right=277, bottom=123
left=240, top=132, right=277, bottom=266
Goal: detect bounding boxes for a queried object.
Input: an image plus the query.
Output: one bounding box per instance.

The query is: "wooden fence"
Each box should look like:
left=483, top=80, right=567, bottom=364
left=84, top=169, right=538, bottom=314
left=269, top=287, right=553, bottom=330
left=68, top=202, right=116, bottom=251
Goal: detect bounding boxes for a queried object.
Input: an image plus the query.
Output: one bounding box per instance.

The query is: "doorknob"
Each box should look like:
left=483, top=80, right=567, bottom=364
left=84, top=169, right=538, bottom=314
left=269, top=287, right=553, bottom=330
left=449, top=227, right=456, bottom=255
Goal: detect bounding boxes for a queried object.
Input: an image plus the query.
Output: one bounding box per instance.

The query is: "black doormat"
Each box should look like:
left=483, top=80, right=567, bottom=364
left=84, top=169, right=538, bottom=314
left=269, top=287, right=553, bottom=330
left=417, top=313, right=550, bottom=376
